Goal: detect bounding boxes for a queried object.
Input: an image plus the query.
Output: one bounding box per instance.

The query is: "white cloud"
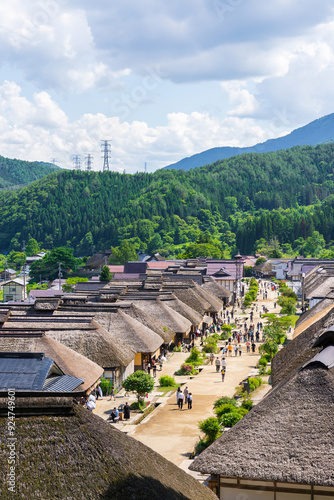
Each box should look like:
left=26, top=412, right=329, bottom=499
left=0, top=82, right=271, bottom=173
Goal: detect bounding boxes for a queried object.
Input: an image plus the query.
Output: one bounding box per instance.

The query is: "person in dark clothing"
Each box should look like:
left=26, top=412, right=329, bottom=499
left=123, top=402, right=130, bottom=420
left=187, top=393, right=193, bottom=409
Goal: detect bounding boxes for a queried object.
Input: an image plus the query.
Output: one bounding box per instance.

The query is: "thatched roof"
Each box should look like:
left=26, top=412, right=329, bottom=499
left=172, top=288, right=211, bottom=315
left=0, top=333, right=103, bottom=392
left=191, top=353, right=334, bottom=486
left=293, top=303, right=334, bottom=339
left=159, top=294, right=203, bottom=327
left=34, top=298, right=61, bottom=311
left=193, top=283, right=224, bottom=314
left=202, top=277, right=232, bottom=299
left=271, top=305, right=334, bottom=386
left=123, top=303, right=175, bottom=344
left=47, top=320, right=136, bottom=369
left=126, top=299, right=191, bottom=335
left=94, top=310, right=163, bottom=354
left=0, top=400, right=216, bottom=500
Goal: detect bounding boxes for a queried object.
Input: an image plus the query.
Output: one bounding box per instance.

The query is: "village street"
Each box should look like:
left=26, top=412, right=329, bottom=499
left=95, top=281, right=281, bottom=470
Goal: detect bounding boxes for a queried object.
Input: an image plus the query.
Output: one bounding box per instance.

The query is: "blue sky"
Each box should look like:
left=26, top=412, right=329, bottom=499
left=0, top=1, right=333, bottom=173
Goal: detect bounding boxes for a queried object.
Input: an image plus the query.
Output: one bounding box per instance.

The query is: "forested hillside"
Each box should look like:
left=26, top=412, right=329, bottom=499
left=1, top=144, right=334, bottom=256
left=0, top=156, right=60, bottom=190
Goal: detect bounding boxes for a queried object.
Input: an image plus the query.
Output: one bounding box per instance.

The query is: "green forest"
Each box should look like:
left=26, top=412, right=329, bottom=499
left=0, top=156, right=59, bottom=190
left=1, top=143, right=334, bottom=258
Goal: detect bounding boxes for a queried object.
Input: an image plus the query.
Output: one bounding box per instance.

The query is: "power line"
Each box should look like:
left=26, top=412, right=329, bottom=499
left=101, top=140, right=111, bottom=172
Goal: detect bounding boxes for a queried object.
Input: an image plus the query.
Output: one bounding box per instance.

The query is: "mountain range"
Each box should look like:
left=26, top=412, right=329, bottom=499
left=164, top=112, right=334, bottom=171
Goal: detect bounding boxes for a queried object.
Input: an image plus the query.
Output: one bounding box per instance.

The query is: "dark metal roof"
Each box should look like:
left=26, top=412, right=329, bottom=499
left=0, top=353, right=54, bottom=390
left=42, top=374, right=84, bottom=392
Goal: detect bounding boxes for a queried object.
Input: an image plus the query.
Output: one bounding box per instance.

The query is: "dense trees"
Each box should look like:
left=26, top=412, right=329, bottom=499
left=1, top=144, right=334, bottom=257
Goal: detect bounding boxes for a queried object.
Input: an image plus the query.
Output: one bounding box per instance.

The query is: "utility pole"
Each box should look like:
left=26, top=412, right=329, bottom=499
left=4, top=259, right=8, bottom=284
left=58, top=263, right=63, bottom=292
left=22, top=240, right=26, bottom=301
left=144, top=162, right=147, bottom=173
left=72, top=155, right=81, bottom=170
left=85, top=154, right=93, bottom=171
left=101, top=140, right=111, bottom=172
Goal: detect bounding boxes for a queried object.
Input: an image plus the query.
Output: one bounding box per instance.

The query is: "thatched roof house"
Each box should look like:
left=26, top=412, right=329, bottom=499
left=125, top=299, right=192, bottom=343
left=202, top=277, right=232, bottom=304
left=0, top=332, right=103, bottom=393
left=94, top=309, right=163, bottom=355
left=47, top=320, right=136, bottom=371
left=191, top=340, right=334, bottom=498
left=123, top=303, right=175, bottom=344
left=271, top=305, right=334, bottom=386
left=0, top=397, right=216, bottom=500
left=159, top=294, right=203, bottom=328
left=172, top=287, right=211, bottom=316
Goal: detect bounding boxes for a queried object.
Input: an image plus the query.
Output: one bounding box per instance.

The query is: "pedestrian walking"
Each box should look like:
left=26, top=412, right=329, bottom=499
left=234, top=344, right=238, bottom=356
left=251, top=342, right=256, bottom=353
left=187, top=393, right=193, bottom=409
left=215, top=357, right=221, bottom=372
left=210, top=352, right=215, bottom=365
left=238, top=344, right=242, bottom=356
left=221, top=367, right=226, bottom=382
left=228, top=344, right=233, bottom=356
left=176, top=387, right=181, bottom=404
left=109, top=387, right=116, bottom=401
left=178, top=391, right=184, bottom=410
left=147, top=362, right=151, bottom=375
left=221, top=356, right=226, bottom=371
left=183, top=386, right=189, bottom=401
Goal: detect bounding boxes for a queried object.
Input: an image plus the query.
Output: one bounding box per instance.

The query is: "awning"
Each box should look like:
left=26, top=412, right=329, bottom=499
left=203, top=315, right=213, bottom=326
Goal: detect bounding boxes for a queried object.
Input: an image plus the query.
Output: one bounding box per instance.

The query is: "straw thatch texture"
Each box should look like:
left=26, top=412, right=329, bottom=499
left=191, top=362, right=334, bottom=486
left=0, top=334, right=103, bottom=392
left=193, top=284, right=224, bottom=314
left=47, top=320, right=136, bottom=368
left=94, top=310, right=163, bottom=354
left=202, top=277, right=232, bottom=300
left=122, top=303, right=175, bottom=343
left=159, top=294, right=202, bottom=327
left=272, top=306, right=334, bottom=386
left=127, top=299, right=191, bottom=335
left=0, top=402, right=216, bottom=500
left=172, top=288, right=211, bottom=315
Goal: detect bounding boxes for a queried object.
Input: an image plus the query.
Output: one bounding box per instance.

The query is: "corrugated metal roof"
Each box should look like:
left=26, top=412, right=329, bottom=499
left=0, top=353, right=54, bottom=390
left=43, top=374, right=84, bottom=392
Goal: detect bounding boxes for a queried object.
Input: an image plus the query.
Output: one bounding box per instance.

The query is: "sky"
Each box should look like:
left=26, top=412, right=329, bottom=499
left=0, top=1, right=334, bottom=173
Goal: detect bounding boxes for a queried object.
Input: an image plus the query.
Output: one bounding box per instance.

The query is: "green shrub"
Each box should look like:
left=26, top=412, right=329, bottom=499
left=199, top=417, right=221, bottom=443
left=202, top=337, right=217, bottom=353
left=258, top=356, right=268, bottom=367
left=99, top=377, right=113, bottom=395
left=241, top=399, right=253, bottom=411
left=185, top=347, right=204, bottom=365
left=248, top=376, right=263, bottom=392
left=237, top=407, right=249, bottom=417
left=159, top=375, right=176, bottom=387
left=220, top=411, right=243, bottom=427
left=194, top=438, right=209, bottom=455
left=213, top=396, right=237, bottom=408
left=173, top=346, right=182, bottom=352
left=215, top=403, right=237, bottom=419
